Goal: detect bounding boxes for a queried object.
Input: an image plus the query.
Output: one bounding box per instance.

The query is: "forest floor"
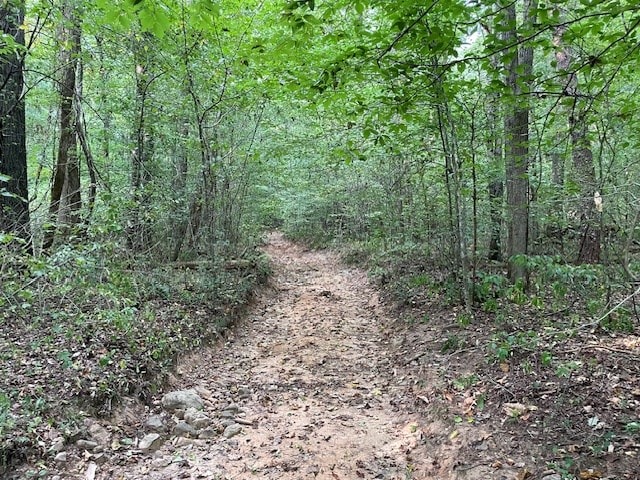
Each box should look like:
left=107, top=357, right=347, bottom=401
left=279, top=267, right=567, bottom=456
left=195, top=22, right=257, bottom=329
left=14, top=232, right=639, bottom=479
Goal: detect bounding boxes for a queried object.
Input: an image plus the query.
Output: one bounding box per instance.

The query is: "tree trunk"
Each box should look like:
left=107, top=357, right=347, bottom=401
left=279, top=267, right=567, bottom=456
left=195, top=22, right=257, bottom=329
left=553, top=24, right=600, bottom=263
left=485, top=53, right=504, bottom=262
left=503, top=0, right=535, bottom=283
left=43, top=0, right=82, bottom=249
left=128, top=33, right=156, bottom=252
left=488, top=179, right=503, bottom=261
left=435, top=78, right=472, bottom=311
left=572, top=117, right=600, bottom=263
left=0, top=0, right=31, bottom=248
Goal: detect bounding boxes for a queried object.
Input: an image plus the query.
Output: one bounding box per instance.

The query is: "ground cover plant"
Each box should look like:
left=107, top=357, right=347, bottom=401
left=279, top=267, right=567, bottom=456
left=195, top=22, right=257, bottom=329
left=0, top=237, right=269, bottom=474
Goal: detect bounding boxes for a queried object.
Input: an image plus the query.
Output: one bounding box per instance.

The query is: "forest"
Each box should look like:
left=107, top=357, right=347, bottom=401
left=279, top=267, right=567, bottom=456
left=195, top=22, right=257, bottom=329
left=1, top=0, right=640, bottom=478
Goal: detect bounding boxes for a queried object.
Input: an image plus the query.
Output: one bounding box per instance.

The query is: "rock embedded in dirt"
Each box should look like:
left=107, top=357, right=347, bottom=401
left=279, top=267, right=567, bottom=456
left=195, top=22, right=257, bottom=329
left=237, top=387, right=252, bottom=399
left=184, top=407, right=211, bottom=429
left=54, top=452, right=67, bottom=464
left=174, top=421, right=197, bottom=437
left=222, top=403, right=240, bottom=413
left=198, top=428, right=218, bottom=439
left=49, top=436, right=65, bottom=454
left=541, top=475, right=562, bottom=480
left=174, top=437, right=204, bottom=448
left=139, top=433, right=164, bottom=453
left=144, top=414, right=167, bottom=432
left=76, top=440, right=98, bottom=450
left=223, top=423, right=242, bottom=439
left=86, top=421, right=111, bottom=447
left=161, top=390, right=204, bottom=412
left=193, top=385, right=214, bottom=401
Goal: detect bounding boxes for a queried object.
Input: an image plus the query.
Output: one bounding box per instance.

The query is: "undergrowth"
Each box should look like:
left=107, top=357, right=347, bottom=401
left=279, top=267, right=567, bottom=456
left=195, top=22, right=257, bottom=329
left=335, top=238, right=640, bottom=478
left=0, top=236, right=270, bottom=473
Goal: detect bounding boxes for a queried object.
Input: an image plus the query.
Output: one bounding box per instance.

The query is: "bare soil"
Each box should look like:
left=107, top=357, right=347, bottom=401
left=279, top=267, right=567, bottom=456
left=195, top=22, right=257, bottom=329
left=38, top=232, right=639, bottom=480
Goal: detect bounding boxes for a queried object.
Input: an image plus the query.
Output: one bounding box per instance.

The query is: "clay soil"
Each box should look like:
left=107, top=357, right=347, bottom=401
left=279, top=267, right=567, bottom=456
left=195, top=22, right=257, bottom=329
left=45, top=232, right=639, bottom=480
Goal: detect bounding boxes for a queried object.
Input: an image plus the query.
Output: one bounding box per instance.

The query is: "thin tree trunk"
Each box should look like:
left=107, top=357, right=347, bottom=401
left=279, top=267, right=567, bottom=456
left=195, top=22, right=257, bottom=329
left=436, top=81, right=472, bottom=311
left=43, top=0, right=82, bottom=250
left=553, top=24, right=600, bottom=263
left=128, top=33, right=158, bottom=252
left=485, top=45, right=504, bottom=262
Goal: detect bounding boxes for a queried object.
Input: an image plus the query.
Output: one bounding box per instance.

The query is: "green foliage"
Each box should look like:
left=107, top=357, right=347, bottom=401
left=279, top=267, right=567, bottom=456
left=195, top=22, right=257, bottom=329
left=5, top=0, right=640, bottom=473
left=453, top=374, right=478, bottom=391
left=440, top=334, right=463, bottom=353
left=0, top=238, right=268, bottom=464
left=488, top=330, right=540, bottom=363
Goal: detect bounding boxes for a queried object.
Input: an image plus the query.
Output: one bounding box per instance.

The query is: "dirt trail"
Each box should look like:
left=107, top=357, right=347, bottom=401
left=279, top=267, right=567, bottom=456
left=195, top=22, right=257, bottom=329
left=83, top=233, right=452, bottom=479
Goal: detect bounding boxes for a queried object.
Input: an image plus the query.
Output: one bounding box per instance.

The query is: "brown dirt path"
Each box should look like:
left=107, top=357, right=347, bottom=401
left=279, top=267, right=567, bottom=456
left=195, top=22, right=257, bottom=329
left=67, top=232, right=460, bottom=479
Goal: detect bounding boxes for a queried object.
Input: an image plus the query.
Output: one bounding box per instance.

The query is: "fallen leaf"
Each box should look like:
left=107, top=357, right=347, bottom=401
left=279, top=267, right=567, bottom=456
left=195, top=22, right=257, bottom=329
left=503, top=403, right=527, bottom=417
left=499, top=362, right=510, bottom=372
left=516, top=468, right=532, bottom=480
left=503, top=402, right=537, bottom=418
left=579, top=469, right=603, bottom=479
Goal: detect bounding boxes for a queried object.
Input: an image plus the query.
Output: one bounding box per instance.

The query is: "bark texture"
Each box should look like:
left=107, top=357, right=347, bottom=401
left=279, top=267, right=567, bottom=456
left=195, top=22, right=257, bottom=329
left=553, top=24, right=600, bottom=263
left=43, top=0, right=82, bottom=249
left=0, top=0, right=31, bottom=245
left=503, top=0, right=536, bottom=283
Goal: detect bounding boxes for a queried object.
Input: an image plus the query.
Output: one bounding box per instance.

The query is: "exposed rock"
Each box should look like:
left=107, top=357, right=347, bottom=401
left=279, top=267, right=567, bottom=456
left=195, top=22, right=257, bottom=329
left=174, top=437, right=205, bottom=447
left=92, top=453, right=108, bottom=465
left=541, top=475, right=562, bottom=480
left=174, top=421, right=197, bottom=437
left=54, top=452, right=67, bottom=463
left=219, top=410, right=235, bottom=419
left=198, top=428, right=218, bottom=439
left=194, top=385, right=214, bottom=400
left=222, top=403, right=239, bottom=413
left=76, top=439, right=99, bottom=450
left=161, top=390, right=204, bottom=412
left=87, top=422, right=111, bottom=447
left=238, top=387, right=252, bottom=399
left=49, top=437, right=65, bottom=454
left=145, top=414, right=167, bottom=432
left=139, top=433, right=164, bottom=453
left=223, top=424, right=242, bottom=439
left=85, top=462, right=98, bottom=480
left=184, top=407, right=211, bottom=429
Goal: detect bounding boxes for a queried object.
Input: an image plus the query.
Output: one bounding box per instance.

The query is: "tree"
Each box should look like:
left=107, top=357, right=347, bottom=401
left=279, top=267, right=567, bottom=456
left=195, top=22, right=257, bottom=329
left=553, top=23, right=600, bottom=263
left=0, top=0, right=31, bottom=246
left=43, top=0, right=82, bottom=249
left=502, top=0, right=536, bottom=283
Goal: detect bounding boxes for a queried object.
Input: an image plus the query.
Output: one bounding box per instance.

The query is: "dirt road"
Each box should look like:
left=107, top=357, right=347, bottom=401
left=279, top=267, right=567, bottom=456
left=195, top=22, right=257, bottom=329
left=69, top=233, right=451, bottom=479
